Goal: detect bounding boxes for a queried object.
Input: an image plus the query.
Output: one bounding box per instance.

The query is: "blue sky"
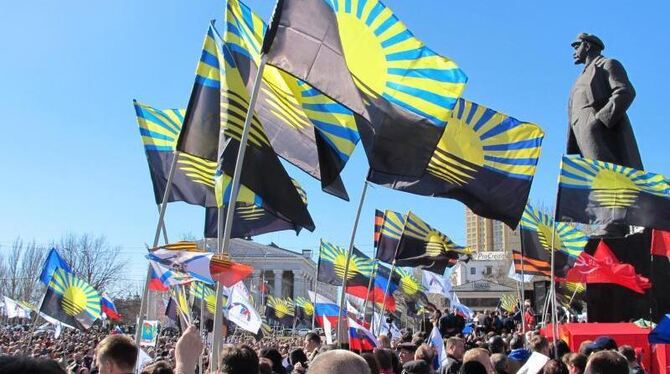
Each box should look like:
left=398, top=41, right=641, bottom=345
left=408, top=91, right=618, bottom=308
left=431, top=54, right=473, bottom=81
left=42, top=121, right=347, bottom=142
left=1, top=1, right=668, bottom=290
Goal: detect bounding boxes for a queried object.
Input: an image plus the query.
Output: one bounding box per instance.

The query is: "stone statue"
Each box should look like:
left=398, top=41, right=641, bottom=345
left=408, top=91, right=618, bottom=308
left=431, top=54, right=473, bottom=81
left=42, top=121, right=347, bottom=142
left=567, top=33, right=643, bottom=237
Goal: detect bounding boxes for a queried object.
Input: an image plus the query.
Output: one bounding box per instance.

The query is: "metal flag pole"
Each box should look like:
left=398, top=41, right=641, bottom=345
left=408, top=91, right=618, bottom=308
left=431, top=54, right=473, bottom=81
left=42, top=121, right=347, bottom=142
left=210, top=53, right=269, bottom=371
left=361, top=260, right=378, bottom=326
left=135, top=154, right=179, bottom=350
left=376, top=211, right=409, bottom=333
left=312, top=250, right=321, bottom=330
left=336, top=180, right=370, bottom=347
left=549, top=217, right=559, bottom=358
left=520, top=246, right=526, bottom=335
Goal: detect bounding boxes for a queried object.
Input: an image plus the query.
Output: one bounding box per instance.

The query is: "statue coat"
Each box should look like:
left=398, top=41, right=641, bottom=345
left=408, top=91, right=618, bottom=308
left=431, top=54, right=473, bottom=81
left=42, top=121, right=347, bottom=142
left=567, top=55, right=643, bottom=169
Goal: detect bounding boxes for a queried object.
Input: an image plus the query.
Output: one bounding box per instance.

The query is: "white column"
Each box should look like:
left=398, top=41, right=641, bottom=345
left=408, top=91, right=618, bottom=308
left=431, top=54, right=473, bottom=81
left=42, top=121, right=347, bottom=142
left=273, top=270, right=283, bottom=298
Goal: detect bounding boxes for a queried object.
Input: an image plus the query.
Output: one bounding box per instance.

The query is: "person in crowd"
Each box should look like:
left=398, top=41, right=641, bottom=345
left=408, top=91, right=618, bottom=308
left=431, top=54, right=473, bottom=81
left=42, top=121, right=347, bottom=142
left=440, top=337, right=465, bottom=374
left=260, top=357, right=275, bottom=374
left=458, top=360, right=488, bottom=374
left=261, top=347, right=287, bottom=374
left=95, top=334, right=138, bottom=374
left=361, top=352, right=380, bottom=374
left=561, top=353, right=586, bottom=374
left=414, top=343, right=435, bottom=368
left=287, top=348, right=309, bottom=373
left=583, top=350, right=628, bottom=374
left=378, top=335, right=392, bottom=349
left=517, top=335, right=550, bottom=374
left=618, top=345, right=645, bottom=374
left=398, top=342, right=418, bottom=366
left=490, top=353, right=509, bottom=374
left=551, top=340, right=570, bottom=361
left=373, top=348, right=397, bottom=374
left=219, top=344, right=260, bottom=374
left=307, top=349, right=371, bottom=374
left=140, top=360, right=173, bottom=374
left=487, top=336, right=505, bottom=355
left=584, top=336, right=617, bottom=354
left=508, top=334, right=530, bottom=366
left=0, top=355, right=66, bottom=374
left=303, top=332, right=322, bottom=363
left=462, top=348, right=493, bottom=374
left=577, top=341, right=593, bottom=357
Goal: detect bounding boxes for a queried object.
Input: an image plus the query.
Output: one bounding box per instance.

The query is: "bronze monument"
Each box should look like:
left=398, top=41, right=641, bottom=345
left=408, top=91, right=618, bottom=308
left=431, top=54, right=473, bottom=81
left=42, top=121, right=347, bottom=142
left=567, top=33, right=643, bottom=237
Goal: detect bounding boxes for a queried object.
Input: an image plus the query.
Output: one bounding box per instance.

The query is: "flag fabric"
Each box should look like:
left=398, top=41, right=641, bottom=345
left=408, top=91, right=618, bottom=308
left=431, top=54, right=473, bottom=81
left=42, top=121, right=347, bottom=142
left=148, top=242, right=253, bottom=287
left=556, top=155, right=670, bottom=231
left=450, top=294, right=474, bottom=320
left=348, top=318, right=379, bottom=351
left=308, top=291, right=341, bottom=327
left=499, top=294, right=519, bottom=313
left=649, top=314, right=670, bottom=344
left=265, top=295, right=295, bottom=327
left=190, top=281, right=219, bottom=326
left=204, top=204, right=302, bottom=239
left=652, top=229, right=670, bottom=258
left=395, top=268, right=428, bottom=305
left=393, top=212, right=469, bottom=273
left=368, top=99, right=544, bottom=229
left=101, top=293, right=121, bottom=321
left=165, top=298, right=181, bottom=326
left=226, top=282, right=262, bottom=334
left=294, top=296, right=314, bottom=320
left=39, top=248, right=72, bottom=285
left=149, top=261, right=193, bottom=289
left=322, top=313, right=334, bottom=345
left=572, top=240, right=651, bottom=294
left=133, top=101, right=217, bottom=207
left=175, top=23, right=315, bottom=233
left=139, top=321, right=160, bottom=347
left=422, top=271, right=451, bottom=295
left=317, top=240, right=373, bottom=287
left=428, top=325, right=445, bottom=371
left=374, top=210, right=385, bottom=248
left=507, top=264, right=534, bottom=283
left=519, top=204, right=588, bottom=277
left=40, top=268, right=102, bottom=330
left=224, top=0, right=362, bottom=200
left=3, top=297, right=31, bottom=319
left=264, top=0, right=467, bottom=178
left=375, top=209, right=406, bottom=263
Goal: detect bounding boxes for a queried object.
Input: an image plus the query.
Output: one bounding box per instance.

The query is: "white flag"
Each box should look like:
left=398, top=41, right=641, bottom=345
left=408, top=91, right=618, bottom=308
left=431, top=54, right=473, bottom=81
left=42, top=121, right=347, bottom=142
left=429, top=325, right=445, bottom=368
left=135, top=348, right=153, bottom=374
left=322, top=314, right=333, bottom=345
left=508, top=264, right=534, bottom=283
left=3, top=296, right=31, bottom=319
left=226, top=283, right=262, bottom=334
left=422, top=271, right=451, bottom=295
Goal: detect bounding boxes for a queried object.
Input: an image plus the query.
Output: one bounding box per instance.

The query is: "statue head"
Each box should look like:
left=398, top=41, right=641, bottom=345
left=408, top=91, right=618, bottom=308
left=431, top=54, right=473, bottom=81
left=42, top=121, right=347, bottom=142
left=571, top=33, right=604, bottom=65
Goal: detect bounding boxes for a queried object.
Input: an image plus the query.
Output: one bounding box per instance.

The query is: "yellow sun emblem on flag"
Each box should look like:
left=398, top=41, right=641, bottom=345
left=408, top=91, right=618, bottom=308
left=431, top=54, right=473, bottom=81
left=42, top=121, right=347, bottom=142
left=48, top=269, right=101, bottom=319
left=320, top=240, right=373, bottom=280
left=520, top=204, right=588, bottom=257
left=267, top=296, right=294, bottom=319
left=396, top=268, right=421, bottom=297
left=403, top=212, right=469, bottom=255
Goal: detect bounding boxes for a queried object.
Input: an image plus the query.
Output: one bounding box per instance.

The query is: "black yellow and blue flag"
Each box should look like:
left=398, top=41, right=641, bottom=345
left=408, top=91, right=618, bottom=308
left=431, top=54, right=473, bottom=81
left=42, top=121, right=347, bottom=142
left=294, top=296, right=314, bottom=321
left=265, top=295, right=295, bottom=327
left=395, top=268, right=428, bottom=305
left=317, top=239, right=374, bottom=287
left=134, top=101, right=218, bottom=207
left=224, top=0, right=362, bottom=200
left=394, top=211, right=471, bottom=274
left=190, top=281, right=219, bottom=332
left=556, top=155, right=670, bottom=231
left=375, top=210, right=406, bottom=264
left=518, top=204, right=588, bottom=277
left=40, top=268, right=102, bottom=330
left=368, top=99, right=544, bottom=229
left=263, top=0, right=467, bottom=178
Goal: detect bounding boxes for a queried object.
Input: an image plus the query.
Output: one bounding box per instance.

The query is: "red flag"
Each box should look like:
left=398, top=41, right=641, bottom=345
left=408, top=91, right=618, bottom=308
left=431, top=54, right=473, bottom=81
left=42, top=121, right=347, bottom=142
left=209, top=254, right=253, bottom=287
left=581, top=240, right=651, bottom=294
left=652, top=229, right=670, bottom=257
left=562, top=251, right=600, bottom=283
left=345, top=285, right=396, bottom=313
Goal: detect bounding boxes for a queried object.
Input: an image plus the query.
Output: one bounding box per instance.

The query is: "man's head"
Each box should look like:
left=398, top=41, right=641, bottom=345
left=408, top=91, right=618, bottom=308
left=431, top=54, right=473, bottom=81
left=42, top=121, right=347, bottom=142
left=585, top=336, right=617, bottom=353
left=307, top=349, right=370, bottom=374
left=218, top=344, right=259, bottom=374
left=490, top=353, right=508, bottom=374
left=509, top=335, right=524, bottom=350
left=463, top=348, right=493, bottom=373
left=618, top=345, right=638, bottom=366
left=95, top=335, right=138, bottom=374
left=304, top=332, right=321, bottom=353
left=445, top=337, right=465, bottom=360
left=584, top=350, right=628, bottom=374
left=397, top=342, right=417, bottom=364
left=414, top=344, right=434, bottom=365
left=530, top=335, right=550, bottom=356
left=488, top=336, right=505, bottom=354
left=571, top=33, right=604, bottom=64
left=377, top=334, right=391, bottom=349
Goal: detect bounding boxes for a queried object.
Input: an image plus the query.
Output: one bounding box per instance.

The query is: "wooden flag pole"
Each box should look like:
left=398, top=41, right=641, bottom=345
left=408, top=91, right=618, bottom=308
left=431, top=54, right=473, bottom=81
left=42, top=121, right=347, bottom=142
left=135, top=154, right=179, bottom=349
left=336, top=180, right=369, bottom=347
left=211, top=54, right=268, bottom=371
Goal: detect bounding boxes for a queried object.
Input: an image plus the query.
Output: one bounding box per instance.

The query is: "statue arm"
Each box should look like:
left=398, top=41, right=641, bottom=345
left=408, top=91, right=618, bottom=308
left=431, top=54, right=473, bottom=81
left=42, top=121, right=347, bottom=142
left=595, top=59, right=636, bottom=128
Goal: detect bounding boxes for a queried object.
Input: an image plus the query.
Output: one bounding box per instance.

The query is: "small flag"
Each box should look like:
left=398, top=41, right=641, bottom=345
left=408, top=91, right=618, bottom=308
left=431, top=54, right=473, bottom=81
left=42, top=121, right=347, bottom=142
left=226, top=284, right=262, bottom=334
left=499, top=294, right=519, bottom=313
left=557, top=155, right=670, bottom=231
left=39, top=248, right=72, bottom=285
left=264, top=295, right=295, bottom=327
left=348, top=318, right=378, bottom=351
left=375, top=210, right=406, bottom=264
left=317, top=240, right=373, bottom=287
left=101, top=293, right=121, bottom=321
left=422, top=271, right=451, bottom=295
left=139, top=320, right=160, bottom=347
left=308, top=290, right=341, bottom=328
left=652, top=229, right=670, bottom=258
left=3, top=296, right=31, bottom=319
left=40, top=268, right=102, bottom=330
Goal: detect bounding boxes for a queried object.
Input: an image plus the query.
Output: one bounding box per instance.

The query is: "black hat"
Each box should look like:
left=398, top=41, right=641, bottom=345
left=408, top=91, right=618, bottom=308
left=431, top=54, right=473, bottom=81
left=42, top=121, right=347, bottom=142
left=402, top=360, right=432, bottom=374
left=398, top=342, right=417, bottom=352
left=571, top=33, right=605, bottom=50
left=586, top=336, right=618, bottom=351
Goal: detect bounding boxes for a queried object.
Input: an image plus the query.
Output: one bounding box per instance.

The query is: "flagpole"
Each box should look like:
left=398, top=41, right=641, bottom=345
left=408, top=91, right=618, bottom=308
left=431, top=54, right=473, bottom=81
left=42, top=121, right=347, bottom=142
left=549, top=218, right=559, bottom=358
left=361, top=260, right=378, bottom=326
left=336, top=179, right=370, bottom=347
left=377, top=210, right=409, bottom=333
left=312, top=260, right=320, bottom=330
left=211, top=53, right=269, bottom=371
left=135, top=154, right=179, bottom=350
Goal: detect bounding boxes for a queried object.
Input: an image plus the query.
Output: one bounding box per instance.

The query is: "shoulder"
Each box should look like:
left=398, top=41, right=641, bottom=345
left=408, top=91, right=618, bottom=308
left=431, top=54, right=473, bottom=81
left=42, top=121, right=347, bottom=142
left=597, top=57, right=625, bottom=71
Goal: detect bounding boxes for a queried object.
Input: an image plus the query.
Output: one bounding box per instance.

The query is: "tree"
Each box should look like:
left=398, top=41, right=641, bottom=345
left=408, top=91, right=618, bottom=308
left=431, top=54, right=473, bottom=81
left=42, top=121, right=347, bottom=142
left=0, top=237, right=47, bottom=303
left=54, top=233, right=127, bottom=291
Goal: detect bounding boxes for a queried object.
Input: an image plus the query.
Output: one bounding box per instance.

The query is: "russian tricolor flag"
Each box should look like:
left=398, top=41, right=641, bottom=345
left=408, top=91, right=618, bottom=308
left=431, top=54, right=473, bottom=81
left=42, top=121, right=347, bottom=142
left=149, top=263, right=172, bottom=292
left=101, top=293, right=121, bottom=321
left=308, top=290, right=340, bottom=327
left=348, top=318, right=378, bottom=351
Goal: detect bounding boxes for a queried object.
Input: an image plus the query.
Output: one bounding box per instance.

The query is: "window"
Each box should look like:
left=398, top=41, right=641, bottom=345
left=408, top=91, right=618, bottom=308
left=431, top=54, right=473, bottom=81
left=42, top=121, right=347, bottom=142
left=486, top=266, right=492, bottom=275
left=470, top=267, right=476, bottom=275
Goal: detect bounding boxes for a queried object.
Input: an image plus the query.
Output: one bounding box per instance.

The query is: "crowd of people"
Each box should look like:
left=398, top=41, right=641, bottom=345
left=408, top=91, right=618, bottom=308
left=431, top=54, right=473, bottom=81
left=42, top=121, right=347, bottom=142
left=0, top=304, right=648, bottom=374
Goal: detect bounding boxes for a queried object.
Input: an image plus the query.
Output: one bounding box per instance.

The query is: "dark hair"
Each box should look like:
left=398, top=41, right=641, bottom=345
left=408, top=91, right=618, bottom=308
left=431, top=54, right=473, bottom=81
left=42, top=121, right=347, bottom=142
left=553, top=340, right=570, bottom=359
left=305, top=332, right=321, bottom=345
left=373, top=348, right=394, bottom=370
left=530, top=335, right=549, bottom=353
left=0, top=356, right=66, bottom=374
left=260, top=347, right=286, bottom=374
left=584, top=351, right=628, bottom=374
left=618, top=345, right=636, bottom=362
left=361, top=352, right=380, bottom=374
left=289, top=348, right=308, bottom=367
left=459, top=360, right=487, bottom=374
left=488, top=336, right=505, bottom=354
left=510, top=335, right=524, bottom=350
left=140, top=360, right=174, bottom=374
left=563, top=353, right=587, bottom=374
left=96, top=334, right=138, bottom=371
left=541, top=359, right=568, bottom=374
left=219, top=344, right=260, bottom=374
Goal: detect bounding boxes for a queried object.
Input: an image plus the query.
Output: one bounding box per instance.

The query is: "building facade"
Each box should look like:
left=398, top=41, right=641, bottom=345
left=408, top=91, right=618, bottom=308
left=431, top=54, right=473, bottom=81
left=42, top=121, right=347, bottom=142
left=464, top=207, right=521, bottom=253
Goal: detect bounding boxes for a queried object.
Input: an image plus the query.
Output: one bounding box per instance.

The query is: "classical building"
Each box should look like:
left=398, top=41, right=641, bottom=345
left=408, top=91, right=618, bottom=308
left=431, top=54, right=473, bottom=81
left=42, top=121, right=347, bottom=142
left=464, top=207, right=520, bottom=253
left=451, top=279, right=518, bottom=311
